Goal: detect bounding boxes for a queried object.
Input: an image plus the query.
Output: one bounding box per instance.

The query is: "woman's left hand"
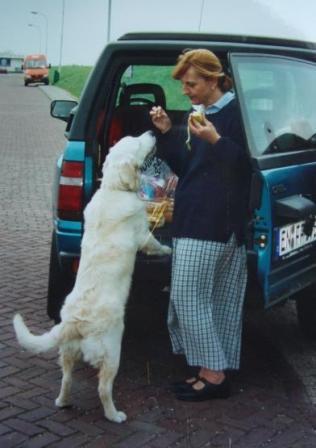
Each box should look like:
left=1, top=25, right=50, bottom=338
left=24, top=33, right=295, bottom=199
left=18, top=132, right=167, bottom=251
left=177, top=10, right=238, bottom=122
left=188, top=114, right=221, bottom=145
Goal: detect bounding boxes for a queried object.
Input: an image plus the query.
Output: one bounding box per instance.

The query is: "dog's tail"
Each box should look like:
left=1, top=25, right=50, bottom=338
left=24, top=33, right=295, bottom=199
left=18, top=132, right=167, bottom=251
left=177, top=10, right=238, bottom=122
left=13, top=313, right=62, bottom=354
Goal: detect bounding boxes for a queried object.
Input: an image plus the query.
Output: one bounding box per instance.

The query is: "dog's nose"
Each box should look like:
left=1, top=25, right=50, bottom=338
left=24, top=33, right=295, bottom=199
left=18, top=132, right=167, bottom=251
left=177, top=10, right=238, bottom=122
left=142, top=130, right=156, bottom=142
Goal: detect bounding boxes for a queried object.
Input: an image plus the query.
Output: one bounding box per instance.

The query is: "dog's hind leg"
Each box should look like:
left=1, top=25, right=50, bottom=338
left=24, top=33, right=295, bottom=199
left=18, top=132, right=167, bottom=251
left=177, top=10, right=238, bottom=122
left=98, top=360, right=127, bottom=423
left=97, top=323, right=126, bottom=423
left=55, top=345, right=78, bottom=408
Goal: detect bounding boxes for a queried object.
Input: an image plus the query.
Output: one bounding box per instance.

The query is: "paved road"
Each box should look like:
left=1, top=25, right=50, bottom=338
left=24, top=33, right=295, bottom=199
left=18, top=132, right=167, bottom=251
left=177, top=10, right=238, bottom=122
left=0, top=73, right=315, bottom=447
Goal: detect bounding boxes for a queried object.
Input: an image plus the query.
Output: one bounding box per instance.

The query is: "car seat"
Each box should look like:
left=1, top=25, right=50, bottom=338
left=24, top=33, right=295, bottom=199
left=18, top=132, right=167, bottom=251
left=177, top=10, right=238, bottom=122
left=108, top=83, right=166, bottom=146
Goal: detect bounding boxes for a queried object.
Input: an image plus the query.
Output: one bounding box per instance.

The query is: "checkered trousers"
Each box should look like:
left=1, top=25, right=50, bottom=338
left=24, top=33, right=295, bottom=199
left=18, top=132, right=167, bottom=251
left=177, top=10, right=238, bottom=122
left=168, top=235, right=247, bottom=370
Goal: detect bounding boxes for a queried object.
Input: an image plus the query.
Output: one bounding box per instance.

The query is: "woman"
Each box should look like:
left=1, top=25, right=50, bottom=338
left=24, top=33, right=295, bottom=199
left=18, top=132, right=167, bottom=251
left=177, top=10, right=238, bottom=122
left=150, top=49, right=251, bottom=401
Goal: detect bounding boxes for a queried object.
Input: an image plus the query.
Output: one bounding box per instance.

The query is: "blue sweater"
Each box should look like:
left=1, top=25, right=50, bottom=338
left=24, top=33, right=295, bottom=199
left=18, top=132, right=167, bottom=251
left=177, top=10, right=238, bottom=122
left=156, top=100, right=251, bottom=245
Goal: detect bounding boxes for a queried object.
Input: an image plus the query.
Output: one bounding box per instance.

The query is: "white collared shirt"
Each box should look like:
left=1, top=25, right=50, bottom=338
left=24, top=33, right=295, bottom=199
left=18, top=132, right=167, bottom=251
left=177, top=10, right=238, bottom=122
left=193, top=91, right=235, bottom=115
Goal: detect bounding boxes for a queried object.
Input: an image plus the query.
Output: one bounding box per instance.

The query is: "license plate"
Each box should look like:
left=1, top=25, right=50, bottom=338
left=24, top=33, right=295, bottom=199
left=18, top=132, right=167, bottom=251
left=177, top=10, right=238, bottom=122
left=277, top=220, right=316, bottom=256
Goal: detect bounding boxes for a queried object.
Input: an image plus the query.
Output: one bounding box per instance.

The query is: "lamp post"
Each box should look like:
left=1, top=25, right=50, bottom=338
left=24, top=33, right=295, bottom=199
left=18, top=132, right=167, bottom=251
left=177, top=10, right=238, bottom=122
left=107, top=0, right=112, bottom=43
left=198, top=0, right=205, bottom=31
left=28, top=23, right=42, bottom=53
left=30, top=11, right=48, bottom=55
left=58, top=0, right=65, bottom=74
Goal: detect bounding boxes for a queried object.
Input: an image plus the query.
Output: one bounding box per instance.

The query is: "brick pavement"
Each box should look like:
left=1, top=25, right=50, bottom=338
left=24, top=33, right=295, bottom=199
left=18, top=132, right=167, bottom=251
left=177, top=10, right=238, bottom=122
left=0, top=74, right=315, bottom=447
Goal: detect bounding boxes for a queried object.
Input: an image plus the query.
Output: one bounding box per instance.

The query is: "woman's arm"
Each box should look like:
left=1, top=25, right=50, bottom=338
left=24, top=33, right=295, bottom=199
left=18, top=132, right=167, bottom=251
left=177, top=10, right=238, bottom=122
left=150, top=106, right=188, bottom=176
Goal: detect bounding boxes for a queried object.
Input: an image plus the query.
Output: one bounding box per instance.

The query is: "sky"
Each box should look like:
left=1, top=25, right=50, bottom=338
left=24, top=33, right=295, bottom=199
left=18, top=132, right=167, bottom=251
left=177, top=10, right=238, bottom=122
left=0, top=0, right=316, bottom=66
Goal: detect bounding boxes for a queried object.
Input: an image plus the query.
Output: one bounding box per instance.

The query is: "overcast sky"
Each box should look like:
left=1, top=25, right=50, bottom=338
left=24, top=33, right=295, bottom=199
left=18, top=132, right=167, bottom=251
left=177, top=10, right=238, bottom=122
left=0, top=0, right=316, bottom=66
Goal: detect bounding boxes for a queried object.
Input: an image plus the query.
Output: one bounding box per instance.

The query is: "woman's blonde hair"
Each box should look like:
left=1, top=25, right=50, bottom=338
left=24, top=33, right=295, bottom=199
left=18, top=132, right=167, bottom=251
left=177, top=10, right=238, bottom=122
left=172, top=48, right=232, bottom=92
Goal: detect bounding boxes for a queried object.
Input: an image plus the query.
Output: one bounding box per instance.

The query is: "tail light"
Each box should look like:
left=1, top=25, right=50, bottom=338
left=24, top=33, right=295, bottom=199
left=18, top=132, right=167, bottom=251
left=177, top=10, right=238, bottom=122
left=58, top=161, right=84, bottom=220
left=72, top=257, right=80, bottom=273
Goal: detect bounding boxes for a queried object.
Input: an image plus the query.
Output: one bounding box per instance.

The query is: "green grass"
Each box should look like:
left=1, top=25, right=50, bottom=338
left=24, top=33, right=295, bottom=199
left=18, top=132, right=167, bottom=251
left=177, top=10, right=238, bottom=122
left=49, top=64, right=190, bottom=109
left=49, top=65, right=92, bottom=99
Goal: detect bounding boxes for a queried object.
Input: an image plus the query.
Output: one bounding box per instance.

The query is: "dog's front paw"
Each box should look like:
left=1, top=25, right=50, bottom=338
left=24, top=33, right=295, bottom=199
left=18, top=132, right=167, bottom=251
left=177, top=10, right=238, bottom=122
left=106, top=410, right=127, bottom=423
left=161, top=245, right=172, bottom=255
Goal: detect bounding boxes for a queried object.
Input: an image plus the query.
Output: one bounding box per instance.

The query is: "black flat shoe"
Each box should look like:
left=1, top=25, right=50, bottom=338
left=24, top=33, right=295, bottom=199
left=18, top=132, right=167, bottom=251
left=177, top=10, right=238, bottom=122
left=170, top=377, right=198, bottom=393
left=175, top=376, right=230, bottom=402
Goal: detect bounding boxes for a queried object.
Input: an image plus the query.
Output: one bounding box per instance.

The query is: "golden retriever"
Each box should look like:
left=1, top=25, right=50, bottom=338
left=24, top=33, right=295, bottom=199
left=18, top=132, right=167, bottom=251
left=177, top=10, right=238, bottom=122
left=13, top=131, right=171, bottom=423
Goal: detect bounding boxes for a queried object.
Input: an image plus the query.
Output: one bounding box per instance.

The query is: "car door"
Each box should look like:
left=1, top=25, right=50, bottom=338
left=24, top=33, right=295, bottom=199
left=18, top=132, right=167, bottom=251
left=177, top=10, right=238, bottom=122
left=230, top=52, right=316, bottom=307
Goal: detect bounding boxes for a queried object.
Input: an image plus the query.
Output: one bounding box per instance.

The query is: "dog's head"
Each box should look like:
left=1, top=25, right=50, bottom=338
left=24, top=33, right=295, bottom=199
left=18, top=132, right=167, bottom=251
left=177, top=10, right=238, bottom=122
left=101, top=131, right=156, bottom=192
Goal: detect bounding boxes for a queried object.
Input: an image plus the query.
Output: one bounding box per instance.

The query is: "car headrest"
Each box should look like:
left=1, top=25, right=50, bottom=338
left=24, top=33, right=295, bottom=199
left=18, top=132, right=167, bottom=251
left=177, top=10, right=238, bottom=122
left=119, top=83, right=166, bottom=109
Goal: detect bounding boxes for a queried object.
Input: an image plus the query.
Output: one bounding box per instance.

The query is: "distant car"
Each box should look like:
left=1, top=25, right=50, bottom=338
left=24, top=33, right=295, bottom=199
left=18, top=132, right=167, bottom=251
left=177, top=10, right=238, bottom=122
left=0, top=68, right=7, bottom=74
left=22, top=54, right=50, bottom=86
left=48, top=32, right=316, bottom=340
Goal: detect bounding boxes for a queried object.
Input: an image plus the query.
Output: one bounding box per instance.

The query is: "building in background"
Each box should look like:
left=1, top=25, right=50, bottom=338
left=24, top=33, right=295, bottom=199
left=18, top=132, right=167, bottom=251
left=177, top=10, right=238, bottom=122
left=0, top=53, right=24, bottom=73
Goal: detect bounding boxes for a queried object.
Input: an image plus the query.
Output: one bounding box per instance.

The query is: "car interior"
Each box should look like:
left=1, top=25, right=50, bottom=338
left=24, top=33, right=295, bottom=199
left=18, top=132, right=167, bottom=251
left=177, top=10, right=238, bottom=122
left=107, top=82, right=166, bottom=147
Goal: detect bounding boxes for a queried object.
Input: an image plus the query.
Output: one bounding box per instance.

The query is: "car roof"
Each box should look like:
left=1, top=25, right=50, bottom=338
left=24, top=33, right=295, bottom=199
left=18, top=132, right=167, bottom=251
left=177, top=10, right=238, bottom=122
left=119, top=32, right=316, bottom=51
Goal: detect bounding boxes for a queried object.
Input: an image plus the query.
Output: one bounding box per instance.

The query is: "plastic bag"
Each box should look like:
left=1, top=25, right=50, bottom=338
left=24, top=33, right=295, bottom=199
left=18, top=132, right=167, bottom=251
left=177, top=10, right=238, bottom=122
left=139, top=156, right=178, bottom=228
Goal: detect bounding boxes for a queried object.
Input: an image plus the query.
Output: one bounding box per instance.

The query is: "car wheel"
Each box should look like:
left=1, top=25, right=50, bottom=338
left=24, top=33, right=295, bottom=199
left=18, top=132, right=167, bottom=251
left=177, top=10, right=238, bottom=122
left=295, top=285, right=316, bottom=339
left=24, top=81, right=28, bottom=86
left=47, top=232, right=74, bottom=323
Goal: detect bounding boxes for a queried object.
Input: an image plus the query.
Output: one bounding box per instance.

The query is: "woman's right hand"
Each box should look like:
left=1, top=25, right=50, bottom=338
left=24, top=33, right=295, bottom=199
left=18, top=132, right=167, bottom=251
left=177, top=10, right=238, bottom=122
left=150, top=106, right=172, bottom=134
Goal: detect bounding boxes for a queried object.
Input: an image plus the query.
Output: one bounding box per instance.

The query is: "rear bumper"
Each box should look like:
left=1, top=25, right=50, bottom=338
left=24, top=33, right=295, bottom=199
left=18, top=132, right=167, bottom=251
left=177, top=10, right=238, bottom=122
left=25, top=75, right=49, bottom=83
left=56, top=213, right=172, bottom=285
left=55, top=220, right=82, bottom=277
left=58, top=248, right=172, bottom=287
left=267, top=259, right=316, bottom=306
left=56, top=237, right=316, bottom=306
left=133, top=253, right=171, bottom=287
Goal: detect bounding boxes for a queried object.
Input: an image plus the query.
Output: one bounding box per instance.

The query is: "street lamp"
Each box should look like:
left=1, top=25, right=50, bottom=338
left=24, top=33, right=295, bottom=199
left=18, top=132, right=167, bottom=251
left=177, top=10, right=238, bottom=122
left=30, top=11, right=48, bottom=55
left=198, top=0, right=205, bottom=31
left=28, top=23, right=42, bottom=53
left=58, top=0, right=65, bottom=74
left=107, top=0, right=112, bottom=43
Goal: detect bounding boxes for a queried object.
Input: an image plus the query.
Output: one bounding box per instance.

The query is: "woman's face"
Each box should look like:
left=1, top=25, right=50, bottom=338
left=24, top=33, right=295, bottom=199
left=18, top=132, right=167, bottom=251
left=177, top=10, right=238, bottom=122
left=180, top=66, right=220, bottom=107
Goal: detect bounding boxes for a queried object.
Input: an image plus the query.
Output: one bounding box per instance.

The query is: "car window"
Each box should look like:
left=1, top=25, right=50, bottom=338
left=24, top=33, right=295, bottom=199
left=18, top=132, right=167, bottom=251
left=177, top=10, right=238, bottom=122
left=24, top=59, right=47, bottom=69
left=105, top=64, right=191, bottom=150
left=232, top=54, right=316, bottom=156
left=120, top=65, right=190, bottom=110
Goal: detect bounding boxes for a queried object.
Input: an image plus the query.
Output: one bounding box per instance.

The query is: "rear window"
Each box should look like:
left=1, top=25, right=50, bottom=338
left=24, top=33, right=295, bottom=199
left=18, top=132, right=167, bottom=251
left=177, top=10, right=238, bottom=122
left=119, top=65, right=190, bottom=110
left=104, top=64, right=191, bottom=150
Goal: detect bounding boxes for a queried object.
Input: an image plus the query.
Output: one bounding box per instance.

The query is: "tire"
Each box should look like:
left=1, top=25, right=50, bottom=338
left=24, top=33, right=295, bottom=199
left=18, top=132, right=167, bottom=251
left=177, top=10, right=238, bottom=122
left=24, top=81, right=28, bottom=86
left=295, top=285, right=316, bottom=339
left=47, top=232, right=74, bottom=323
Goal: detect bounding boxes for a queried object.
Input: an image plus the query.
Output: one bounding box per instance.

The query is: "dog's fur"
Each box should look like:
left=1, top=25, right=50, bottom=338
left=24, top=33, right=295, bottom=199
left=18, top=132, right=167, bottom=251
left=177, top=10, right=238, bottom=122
left=13, top=131, right=171, bottom=423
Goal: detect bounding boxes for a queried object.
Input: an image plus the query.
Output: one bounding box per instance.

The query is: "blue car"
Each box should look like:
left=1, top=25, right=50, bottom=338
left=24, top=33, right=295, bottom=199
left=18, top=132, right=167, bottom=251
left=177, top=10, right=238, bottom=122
left=48, top=33, right=316, bottom=338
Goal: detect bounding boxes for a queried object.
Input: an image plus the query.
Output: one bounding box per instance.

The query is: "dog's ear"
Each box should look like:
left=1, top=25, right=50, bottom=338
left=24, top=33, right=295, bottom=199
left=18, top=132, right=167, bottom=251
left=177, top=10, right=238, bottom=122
left=116, top=159, right=140, bottom=191
left=102, top=155, right=140, bottom=191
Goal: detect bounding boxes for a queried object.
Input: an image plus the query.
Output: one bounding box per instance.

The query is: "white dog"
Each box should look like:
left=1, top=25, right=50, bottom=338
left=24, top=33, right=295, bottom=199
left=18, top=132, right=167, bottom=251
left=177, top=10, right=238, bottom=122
left=13, top=131, right=171, bottom=423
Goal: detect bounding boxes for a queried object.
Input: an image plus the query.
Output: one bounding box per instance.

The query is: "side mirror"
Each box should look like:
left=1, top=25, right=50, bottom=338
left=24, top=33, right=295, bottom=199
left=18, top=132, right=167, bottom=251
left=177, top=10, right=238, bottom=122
left=50, top=99, right=78, bottom=122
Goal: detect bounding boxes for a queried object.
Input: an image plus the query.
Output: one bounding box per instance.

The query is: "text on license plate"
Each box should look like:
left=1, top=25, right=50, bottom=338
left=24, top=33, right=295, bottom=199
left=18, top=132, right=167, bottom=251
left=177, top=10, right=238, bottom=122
left=277, top=220, right=316, bottom=256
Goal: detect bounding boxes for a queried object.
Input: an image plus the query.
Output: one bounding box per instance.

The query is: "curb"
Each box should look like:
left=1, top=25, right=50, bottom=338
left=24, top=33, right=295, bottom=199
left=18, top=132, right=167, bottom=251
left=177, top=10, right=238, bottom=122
left=39, top=84, right=78, bottom=102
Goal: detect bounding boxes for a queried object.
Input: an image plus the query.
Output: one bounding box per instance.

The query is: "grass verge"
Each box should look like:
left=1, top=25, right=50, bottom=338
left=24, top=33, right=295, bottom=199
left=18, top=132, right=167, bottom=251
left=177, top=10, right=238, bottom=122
left=49, top=65, right=92, bottom=99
